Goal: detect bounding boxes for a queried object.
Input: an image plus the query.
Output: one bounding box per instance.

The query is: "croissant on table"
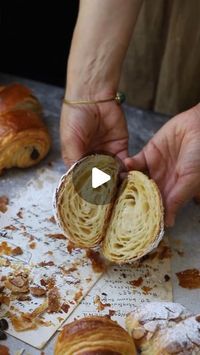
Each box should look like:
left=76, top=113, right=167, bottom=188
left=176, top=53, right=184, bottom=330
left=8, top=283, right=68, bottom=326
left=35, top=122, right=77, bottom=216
left=55, top=316, right=136, bottom=355
left=0, top=83, right=51, bottom=174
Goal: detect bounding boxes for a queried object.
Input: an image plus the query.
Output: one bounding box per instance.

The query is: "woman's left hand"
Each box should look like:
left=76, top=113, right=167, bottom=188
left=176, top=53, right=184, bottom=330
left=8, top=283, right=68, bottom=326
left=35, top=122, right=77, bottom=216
left=125, top=104, right=200, bottom=226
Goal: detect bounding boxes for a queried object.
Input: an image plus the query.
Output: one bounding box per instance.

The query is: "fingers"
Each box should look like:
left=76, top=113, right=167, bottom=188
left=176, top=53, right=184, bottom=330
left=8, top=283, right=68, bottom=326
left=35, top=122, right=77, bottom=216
left=165, top=177, right=200, bottom=227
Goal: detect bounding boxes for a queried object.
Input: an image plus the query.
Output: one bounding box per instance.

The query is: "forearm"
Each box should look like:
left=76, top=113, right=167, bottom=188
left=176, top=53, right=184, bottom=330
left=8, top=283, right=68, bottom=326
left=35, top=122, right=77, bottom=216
left=66, top=0, right=142, bottom=98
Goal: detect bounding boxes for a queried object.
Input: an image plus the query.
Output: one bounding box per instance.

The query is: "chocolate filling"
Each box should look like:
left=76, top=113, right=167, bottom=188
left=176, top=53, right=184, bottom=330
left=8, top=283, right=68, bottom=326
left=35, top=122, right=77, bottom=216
left=30, top=148, right=40, bottom=160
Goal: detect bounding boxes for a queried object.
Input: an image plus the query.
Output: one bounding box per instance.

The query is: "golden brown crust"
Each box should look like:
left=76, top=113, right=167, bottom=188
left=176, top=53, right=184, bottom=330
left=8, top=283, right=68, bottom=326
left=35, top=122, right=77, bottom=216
left=55, top=316, right=136, bottom=355
left=0, top=83, right=51, bottom=173
left=0, top=83, right=41, bottom=114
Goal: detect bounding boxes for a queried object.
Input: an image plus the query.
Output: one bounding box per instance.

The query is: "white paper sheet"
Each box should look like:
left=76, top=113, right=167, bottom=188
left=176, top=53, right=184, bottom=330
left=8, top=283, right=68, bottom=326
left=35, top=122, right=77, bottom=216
left=65, top=239, right=172, bottom=328
left=0, top=168, right=102, bottom=349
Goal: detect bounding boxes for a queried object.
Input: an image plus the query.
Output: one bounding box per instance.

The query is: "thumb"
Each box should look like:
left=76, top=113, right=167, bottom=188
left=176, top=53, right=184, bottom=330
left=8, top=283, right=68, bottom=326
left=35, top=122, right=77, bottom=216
left=124, top=151, right=147, bottom=172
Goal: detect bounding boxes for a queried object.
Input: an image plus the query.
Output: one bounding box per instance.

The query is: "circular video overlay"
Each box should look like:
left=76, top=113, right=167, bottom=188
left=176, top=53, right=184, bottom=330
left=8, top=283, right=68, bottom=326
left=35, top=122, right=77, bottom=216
left=72, top=153, right=126, bottom=205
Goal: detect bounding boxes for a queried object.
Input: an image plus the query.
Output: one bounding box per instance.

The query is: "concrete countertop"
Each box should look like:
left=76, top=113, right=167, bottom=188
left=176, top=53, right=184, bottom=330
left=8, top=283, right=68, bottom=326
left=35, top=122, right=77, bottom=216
left=0, top=73, right=199, bottom=355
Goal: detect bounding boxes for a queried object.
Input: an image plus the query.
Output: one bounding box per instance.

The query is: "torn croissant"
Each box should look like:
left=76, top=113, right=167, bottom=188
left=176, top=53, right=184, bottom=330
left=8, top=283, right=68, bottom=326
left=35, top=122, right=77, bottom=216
left=0, top=83, right=51, bottom=174
left=55, top=154, right=164, bottom=264
left=55, top=316, right=136, bottom=355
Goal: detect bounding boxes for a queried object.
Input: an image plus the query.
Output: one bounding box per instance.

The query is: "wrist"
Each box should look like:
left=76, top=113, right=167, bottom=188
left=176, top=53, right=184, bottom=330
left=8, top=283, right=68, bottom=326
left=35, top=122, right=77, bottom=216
left=66, top=60, right=119, bottom=101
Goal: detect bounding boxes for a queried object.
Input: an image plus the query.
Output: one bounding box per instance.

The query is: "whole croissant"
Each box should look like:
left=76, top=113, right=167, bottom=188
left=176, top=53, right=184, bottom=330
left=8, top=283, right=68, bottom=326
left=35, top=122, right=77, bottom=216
left=55, top=316, right=136, bottom=355
left=0, top=83, right=51, bottom=174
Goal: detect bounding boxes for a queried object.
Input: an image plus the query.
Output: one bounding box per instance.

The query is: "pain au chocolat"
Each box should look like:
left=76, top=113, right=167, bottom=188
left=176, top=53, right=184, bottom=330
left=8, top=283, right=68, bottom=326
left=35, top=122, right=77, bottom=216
left=54, top=316, right=136, bottom=355
left=0, top=83, right=51, bottom=174
left=55, top=154, right=164, bottom=264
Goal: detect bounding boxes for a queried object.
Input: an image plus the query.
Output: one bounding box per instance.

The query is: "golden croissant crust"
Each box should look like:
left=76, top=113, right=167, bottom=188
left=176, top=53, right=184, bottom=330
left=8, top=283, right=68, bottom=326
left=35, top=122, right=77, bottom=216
left=0, top=83, right=51, bottom=174
left=55, top=154, right=164, bottom=263
left=54, top=316, right=136, bottom=355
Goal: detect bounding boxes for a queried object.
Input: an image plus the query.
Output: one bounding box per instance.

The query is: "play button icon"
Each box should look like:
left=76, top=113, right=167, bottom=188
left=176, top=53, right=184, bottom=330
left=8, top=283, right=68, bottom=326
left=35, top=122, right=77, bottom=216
left=92, top=167, right=111, bottom=188
left=72, top=153, right=125, bottom=205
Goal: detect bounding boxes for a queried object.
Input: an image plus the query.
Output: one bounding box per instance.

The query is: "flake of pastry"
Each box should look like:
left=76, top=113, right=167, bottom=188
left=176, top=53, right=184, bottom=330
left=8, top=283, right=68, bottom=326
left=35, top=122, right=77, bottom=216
left=61, top=303, right=70, bottom=313
left=0, top=295, right=10, bottom=306
left=29, top=241, right=36, bottom=249
left=59, top=265, right=77, bottom=275
left=176, top=268, right=200, bottom=289
left=8, top=300, right=48, bottom=331
left=38, top=261, right=55, bottom=267
left=30, top=286, right=46, bottom=297
left=5, top=272, right=29, bottom=294
left=0, top=195, right=9, bottom=213
left=129, top=277, right=143, bottom=287
left=74, top=289, right=83, bottom=303
left=11, top=246, right=23, bottom=256
left=4, top=225, right=18, bottom=231
left=94, top=295, right=111, bottom=311
left=46, top=233, right=66, bottom=240
left=86, top=249, right=106, bottom=273
left=66, top=241, right=76, bottom=254
left=40, top=277, right=55, bottom=290
left=141, top=286, right=153, bottom=295
left=47, top=287, right=61, bottom=313
left=48, top=216, right=56, bottom=224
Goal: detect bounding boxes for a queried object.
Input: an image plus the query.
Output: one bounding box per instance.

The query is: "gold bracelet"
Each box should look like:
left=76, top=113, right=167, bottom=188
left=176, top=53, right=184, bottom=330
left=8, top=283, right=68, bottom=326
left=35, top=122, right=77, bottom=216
left=63, top=91, right=126, bottom=105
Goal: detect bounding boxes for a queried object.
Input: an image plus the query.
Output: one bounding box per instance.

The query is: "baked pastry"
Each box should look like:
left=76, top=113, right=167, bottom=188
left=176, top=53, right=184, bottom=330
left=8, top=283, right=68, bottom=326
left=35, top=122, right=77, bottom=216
left=126, top=302, right=200, bottom=354
left=55, top=154, right=119, bottom=248
left=0, top=83, right=51, bottom=173
left=102, top=170, right=163, bottom=263
left=55, top=154, right=164, bottom=263
left=126, top=302, right=191, bottom=348
left=54, top=316, right=136, bottom=355
left=141, top=315, right=200, bottom=355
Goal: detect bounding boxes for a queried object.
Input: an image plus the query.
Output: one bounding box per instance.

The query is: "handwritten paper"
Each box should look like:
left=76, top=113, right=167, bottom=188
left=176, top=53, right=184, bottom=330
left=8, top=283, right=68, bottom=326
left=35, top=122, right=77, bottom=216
left=0, top=168, right=102, bottom=349
left=66, top=240, right=172, bottom=328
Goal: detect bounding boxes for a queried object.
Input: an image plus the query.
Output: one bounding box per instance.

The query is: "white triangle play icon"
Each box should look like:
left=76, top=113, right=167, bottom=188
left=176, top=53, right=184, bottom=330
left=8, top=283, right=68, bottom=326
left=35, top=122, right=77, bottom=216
left=92, top=167, right=111, bottom=189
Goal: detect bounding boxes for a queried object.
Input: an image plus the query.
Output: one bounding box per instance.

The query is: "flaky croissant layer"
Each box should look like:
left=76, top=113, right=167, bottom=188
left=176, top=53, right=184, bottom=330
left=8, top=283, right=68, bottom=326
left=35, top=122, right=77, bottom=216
left=55, top=154, right=164, bottom=264
left=55, top=316, right=136, bottom=355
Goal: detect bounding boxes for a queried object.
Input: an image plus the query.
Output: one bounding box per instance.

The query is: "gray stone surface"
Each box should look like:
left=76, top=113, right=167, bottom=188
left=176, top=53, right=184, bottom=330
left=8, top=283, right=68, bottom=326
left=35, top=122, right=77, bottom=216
left=0, top=74, right=199, bottom=355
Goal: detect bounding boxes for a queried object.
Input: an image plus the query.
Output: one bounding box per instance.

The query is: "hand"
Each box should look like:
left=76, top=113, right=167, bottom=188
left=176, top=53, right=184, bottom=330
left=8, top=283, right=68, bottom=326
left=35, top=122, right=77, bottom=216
left=60, top=101, right=128, bottom=166
left=124, top=104, right=200, bottom=226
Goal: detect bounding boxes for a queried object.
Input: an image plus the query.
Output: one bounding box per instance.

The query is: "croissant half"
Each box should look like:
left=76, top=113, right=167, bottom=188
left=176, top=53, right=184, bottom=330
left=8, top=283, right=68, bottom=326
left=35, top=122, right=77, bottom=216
left=55, top=154, right=164, bottom=263
left=0, top=83, right=51, bottom=173
left=54, top=316, right=136, bottom=355
left=55, top=154, right=119, bottom=248
left=102, top=171, right=164, bottom=263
